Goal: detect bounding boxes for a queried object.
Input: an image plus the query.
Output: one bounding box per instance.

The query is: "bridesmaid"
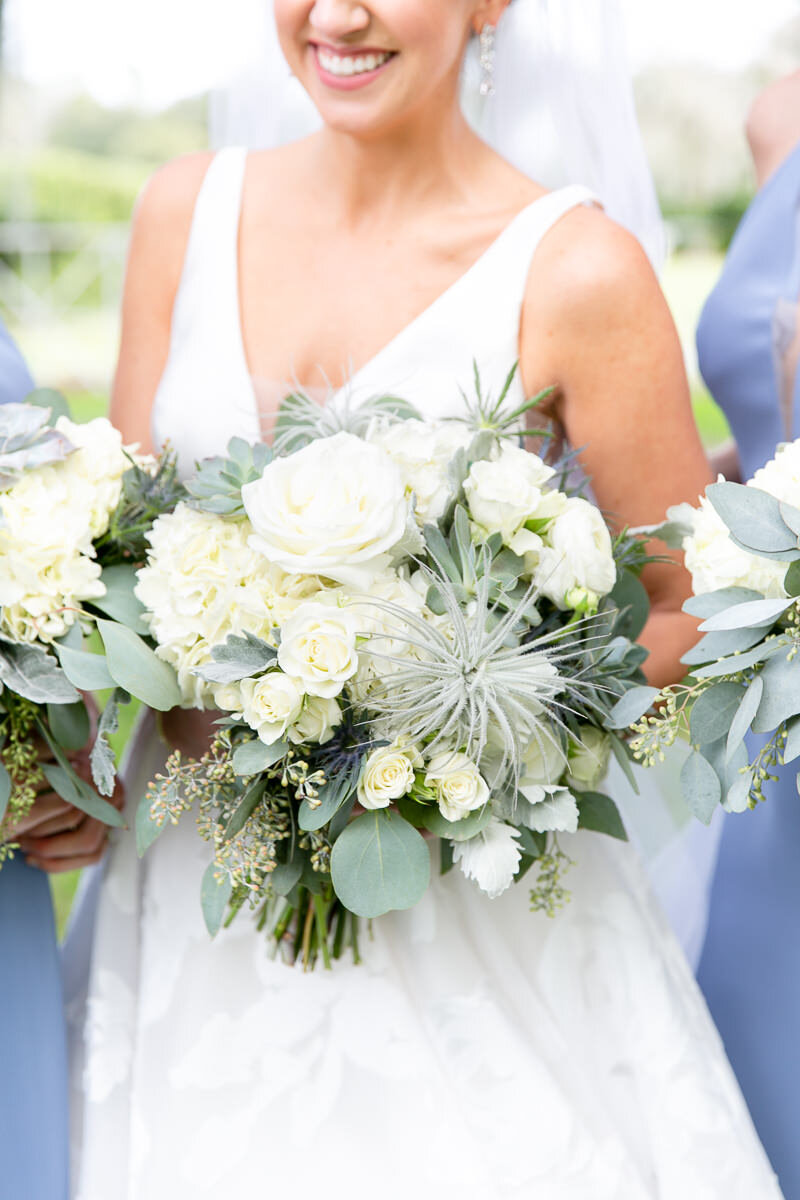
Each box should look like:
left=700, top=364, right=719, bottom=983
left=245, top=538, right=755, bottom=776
left=0, top=319, right=124, bottom=1199
left=697, top=72, right=800, bottom=1199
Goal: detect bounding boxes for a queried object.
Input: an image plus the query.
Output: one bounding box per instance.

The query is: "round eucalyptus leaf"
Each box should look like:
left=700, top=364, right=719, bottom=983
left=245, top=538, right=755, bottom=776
left=97, top=619, right=181, bottom=712
left=689, top=682, right=744, bottom=747
left=681, top=750, right=721, bottom=825
left=200, top=862, right=233, bottom=936
left=330, top=810, right=430, bottom=918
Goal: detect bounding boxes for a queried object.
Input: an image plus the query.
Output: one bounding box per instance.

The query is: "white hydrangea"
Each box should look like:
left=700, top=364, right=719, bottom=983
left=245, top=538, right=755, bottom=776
left=135, top=503, right=323, bottom=706
left=0, top=416, right=131, bottom=644
left=368, top=418, right=471, bottom=525
left=682, top=492, right=789, bottom=599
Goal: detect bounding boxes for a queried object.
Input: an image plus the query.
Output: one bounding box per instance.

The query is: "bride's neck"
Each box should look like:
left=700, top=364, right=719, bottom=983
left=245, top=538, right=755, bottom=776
left=309, top=104, right=487, bottom=226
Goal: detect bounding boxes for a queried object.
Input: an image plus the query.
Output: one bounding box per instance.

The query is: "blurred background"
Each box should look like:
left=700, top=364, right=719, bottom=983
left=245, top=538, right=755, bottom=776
left=0, top=0, right=797, bottom=922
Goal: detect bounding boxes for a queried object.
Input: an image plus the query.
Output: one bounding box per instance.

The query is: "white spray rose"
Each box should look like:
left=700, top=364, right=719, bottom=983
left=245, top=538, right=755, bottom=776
left=287, top=696, right=342, bottom=746
left=369, top=418, right=471, bottom=524
left=277, top=602, right=360, bottom=698
left=452, top=820, right=522, bottom=898
left=518, top=731, right=567, bottom=802
left=357, top=743, right=422, bottom=810
left=464, top=443, right=555, bottom=542
left=239, top=673, right=305, bottom=745
left=242, top=431, right=409, bottom=587
left=424, top=750, right=490, bottom=823
left=535, top=497, right=616, bottom=609
left=567, top=725, right=611, bottom=790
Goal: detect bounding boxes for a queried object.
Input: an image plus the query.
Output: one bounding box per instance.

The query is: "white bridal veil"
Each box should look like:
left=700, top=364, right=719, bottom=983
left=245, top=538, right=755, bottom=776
left=209, top=0, right=666, bottom=267
left=208, top=1, right=716, bottom=965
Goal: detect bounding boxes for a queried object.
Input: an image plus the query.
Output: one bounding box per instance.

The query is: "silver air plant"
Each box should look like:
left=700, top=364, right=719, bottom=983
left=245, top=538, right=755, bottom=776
left=272, top=387, right=423, bottom=456
left=356, top=556, right=613, bottom=793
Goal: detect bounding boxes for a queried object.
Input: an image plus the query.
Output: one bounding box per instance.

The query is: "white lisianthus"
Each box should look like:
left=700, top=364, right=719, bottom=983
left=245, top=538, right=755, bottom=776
left=681, top=494, right=788, bottom=598
left=567, top=726, right=611, bottom=790
left=287, top=696, right=342, bottom=746
left=239, top=672, right=305, bottom=745
left=535, top=497, right=616, bottom=609
left=452, top=819, right=522, bottom=898
left=464, top=443, right=555, bottom=542
left=369, top=418, right=471, bottom=524
left=424, top=750, right=490, bottom=822
left=242, top=431, right=409, bottom=587
left=357, top=742, right=422, bottom=810
left=277, top=602, right=360, bottom=698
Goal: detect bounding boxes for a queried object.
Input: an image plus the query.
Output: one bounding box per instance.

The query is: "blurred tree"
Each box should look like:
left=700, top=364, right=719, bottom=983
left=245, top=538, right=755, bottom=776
left=48, top=93, right=207, bottom=164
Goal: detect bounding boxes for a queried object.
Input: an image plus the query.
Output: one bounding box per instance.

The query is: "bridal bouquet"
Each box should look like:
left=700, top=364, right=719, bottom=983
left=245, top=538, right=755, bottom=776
left=137, top=376, right=652, bottom=966
left=630, top=440, right=800, bottom=822
left=0, top=396, right=184, bottom=860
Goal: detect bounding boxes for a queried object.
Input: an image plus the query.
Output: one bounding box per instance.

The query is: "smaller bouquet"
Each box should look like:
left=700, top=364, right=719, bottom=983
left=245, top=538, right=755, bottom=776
left=629, top=440, right=800, bottom=821
left=0, top=395, right=184, bottom=860
left=137, top=374, right=653, bottom=967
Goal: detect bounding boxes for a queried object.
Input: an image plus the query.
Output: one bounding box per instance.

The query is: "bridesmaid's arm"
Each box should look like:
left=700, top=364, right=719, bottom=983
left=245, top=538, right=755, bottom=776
left=110, top=152, right=213, bottom=448
left=521, top=210, right=713, bottom=689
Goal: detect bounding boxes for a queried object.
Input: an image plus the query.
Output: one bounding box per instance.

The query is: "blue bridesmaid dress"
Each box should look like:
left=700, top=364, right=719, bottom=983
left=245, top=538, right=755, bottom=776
left=697, top=140, right=800, bottom=1198
left=0, top=321, right=70, bottom=1199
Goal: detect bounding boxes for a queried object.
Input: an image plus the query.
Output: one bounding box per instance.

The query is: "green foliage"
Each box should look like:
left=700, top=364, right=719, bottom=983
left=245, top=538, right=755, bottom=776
left=185, top=437, right=273, bottom=516
left=0, top=149, right=147, bottom=223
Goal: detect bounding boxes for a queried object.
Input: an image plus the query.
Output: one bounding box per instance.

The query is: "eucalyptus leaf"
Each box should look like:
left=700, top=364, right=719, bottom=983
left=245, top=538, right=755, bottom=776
left=47, top=700, right=90, bottom=752
left=785, top=560, right=800, bottom=598
left=724, top=769, right=754, bottom=814
left=689, top=682, right=744, bottom=746
left=608, top=570, right=650, bottom=641
left=97, top=619, right=181, bottom=711
left=704, top=735, right=750, bottom=806
left=707, top=481, right=798, bottom=557
left=683, top=587, right=764, bottom=619
left=0, top=762, right=10, bottom=823
left=575, top=791, right=628, bottom=840
left=41, top=762, right=125, bottom=827
left=681, top=750, right=722, bottom=824
left=752, top=646, right=800, bottom=733
left=682, top=625, right=770, bottom=666
left=270, top=858, right=303, bottom=896
left=783, top=717, right=800, bottom=764
left=136, top=792, right=166, bottom=856
left=609, top=732, right=639, bottom=793
left=330, top=809, right=430, bottom=918
left=200, top=862, right=233, bottom=936
left=781, top=501, right=800, bottom=538
left=698, top=597, right=794, bottom=633
left=55, top=643, right=115, bottom=691
left=692, top=636, right=788, bottom=679
left=0, top=641, right=79, bottom=704
left=25, top=387, right=72, bottom=421
left=726, top=676, right=763, bottom=762
left=224, top=779, right=266, bottom=838
left=232, top=738, right=288, bottom=777
left=605, top=686, right=659, bottom=730
left=421, top=803, right=492, bottom=842
left=90, top=564, right=149, bottom=635
left=298, top=765, right=358, bottom=832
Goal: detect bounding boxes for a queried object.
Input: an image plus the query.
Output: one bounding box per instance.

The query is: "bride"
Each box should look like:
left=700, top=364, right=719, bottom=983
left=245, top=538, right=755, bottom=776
left=70, top=1, right=781, bottom=1196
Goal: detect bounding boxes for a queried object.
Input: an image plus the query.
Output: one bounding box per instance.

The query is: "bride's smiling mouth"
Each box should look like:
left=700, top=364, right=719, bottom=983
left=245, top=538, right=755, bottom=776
left=310, top=42, right=398, bottom=90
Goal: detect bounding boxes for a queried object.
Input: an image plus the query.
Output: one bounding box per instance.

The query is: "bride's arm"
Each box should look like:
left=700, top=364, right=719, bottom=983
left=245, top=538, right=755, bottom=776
left=520, top=210, right=713, bottom=689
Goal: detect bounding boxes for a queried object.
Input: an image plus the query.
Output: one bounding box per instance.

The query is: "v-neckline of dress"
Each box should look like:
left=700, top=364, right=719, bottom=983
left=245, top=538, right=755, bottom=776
left=230, top=182, right=563, bottom=415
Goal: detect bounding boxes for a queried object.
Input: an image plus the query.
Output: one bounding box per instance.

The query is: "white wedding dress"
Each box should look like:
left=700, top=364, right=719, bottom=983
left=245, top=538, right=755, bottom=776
left=70, top=149, right=782, bottom=1199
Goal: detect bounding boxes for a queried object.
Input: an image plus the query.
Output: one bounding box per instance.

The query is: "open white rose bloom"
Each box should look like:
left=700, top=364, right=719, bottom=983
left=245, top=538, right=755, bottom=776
left=0, top=398, right=185, bottom=861
left=634, top=440, right=800, bottom=824
left=136, top=382, right=655, bottom=968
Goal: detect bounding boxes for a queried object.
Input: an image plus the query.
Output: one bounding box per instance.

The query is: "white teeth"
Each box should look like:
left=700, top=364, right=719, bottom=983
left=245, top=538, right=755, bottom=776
left=317, top=48, right=392, bottom=77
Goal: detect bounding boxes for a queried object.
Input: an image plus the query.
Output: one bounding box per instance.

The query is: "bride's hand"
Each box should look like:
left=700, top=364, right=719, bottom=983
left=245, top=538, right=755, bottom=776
left=159, top=707, right=220, bottom=759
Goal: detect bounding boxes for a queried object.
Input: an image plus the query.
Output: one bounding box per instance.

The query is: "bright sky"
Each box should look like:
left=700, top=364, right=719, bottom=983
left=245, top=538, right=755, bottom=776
left=5, top=0, right=798, bottom=110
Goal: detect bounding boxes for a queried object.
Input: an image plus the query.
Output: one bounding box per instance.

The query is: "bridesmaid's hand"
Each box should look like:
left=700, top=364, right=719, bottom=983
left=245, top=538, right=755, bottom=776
left=15, top=741, right=126, bottom=874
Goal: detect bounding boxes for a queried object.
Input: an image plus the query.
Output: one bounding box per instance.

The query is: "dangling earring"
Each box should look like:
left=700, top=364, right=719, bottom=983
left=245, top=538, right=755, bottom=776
left=479, top=23, right=496, bottom=97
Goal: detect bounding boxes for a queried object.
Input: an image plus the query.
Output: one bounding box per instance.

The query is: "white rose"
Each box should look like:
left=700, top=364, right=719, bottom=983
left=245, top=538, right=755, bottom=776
left=239, top=673, right=305, bottom=744
left=535, top=497, right=616, bottom=609
left=242, top=431, right=409, bottom=587
left=369, top=419, right=471, bottom=524
left=567, top=725, right=611, bottom=790
left=682, top=494, right=788, bottom=598
left=213, top=682, right=244, bottom=714
left=452, top=820, right=522, bottom=898
left=357, top=743, right=421, bottom=810
left=464, top=443, right=555, bottom=542
left=424, top=750, right=490, bottom=823
left=287, top=696, right=342, bottom=746
left=277, top=602, right=360, bottom=698
left=518, top=730, right=567, bottom=804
